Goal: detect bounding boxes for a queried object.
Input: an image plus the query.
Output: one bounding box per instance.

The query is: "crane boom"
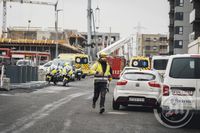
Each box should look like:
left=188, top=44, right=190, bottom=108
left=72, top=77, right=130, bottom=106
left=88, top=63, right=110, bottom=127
left=1, top=0, right=56, bottom=38
left=8, top=0, right=55, bottom=6
left=97, top=36, right=133, bottom=58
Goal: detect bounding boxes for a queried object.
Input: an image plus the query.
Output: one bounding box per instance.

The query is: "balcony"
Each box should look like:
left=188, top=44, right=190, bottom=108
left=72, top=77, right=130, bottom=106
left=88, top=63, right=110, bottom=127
left=190, top=9, right=200, bottom=23
left=189, top=32, right=195, bottom=42
left=190, top=9, right=196, bottom=23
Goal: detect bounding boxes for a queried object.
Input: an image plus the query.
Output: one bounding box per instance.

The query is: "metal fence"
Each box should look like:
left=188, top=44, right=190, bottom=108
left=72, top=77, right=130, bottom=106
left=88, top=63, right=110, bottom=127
left=5, top=65, right=38, bottom=83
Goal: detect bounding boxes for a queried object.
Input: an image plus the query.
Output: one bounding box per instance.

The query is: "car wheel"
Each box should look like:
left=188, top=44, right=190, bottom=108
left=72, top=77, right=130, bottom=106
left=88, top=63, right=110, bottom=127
left=112, top=99, right=120, bottom=110
left=160, top=109, right=194, bottom=128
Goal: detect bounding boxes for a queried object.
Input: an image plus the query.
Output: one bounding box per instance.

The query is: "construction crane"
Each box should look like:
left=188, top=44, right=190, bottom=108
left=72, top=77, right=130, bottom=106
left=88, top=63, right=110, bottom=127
left=0, top=0, right=59, bottom=38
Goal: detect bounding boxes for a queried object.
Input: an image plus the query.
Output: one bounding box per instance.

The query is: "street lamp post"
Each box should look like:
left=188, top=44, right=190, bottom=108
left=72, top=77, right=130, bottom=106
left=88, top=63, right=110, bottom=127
left=27, top=20, right=31, bottom=39
left=55, top=9, right=62, bottom=58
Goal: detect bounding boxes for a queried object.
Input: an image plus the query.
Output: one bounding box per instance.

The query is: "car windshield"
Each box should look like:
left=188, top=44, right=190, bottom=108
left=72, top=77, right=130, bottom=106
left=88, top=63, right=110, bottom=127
left=153, top=59, right=168, bottom=70
left=123, top=72, right=155, bottom=81
left=170, top=57, right=200, bottom=79
left=53, top=59, right=73, bottom=67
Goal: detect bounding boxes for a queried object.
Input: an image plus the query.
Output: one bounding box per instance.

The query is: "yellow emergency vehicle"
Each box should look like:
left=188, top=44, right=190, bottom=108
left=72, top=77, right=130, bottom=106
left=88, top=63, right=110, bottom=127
left=58, top=53, right=90, bottom=78
left=130, top=56, right=151, bottom=70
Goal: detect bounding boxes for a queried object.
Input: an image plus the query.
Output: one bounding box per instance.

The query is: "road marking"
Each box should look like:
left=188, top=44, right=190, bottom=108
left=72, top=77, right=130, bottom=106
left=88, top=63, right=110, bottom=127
left=85, top=93, right=93, bottom=100
left=106, top=111, right=128, bottom=115
left=0, top=92, right=89, bottom=133
left=0, top=94, right=13, bottom=96
left=33, top=86, right=72, bottom=94
left=60, top=119, right=72, bottom=133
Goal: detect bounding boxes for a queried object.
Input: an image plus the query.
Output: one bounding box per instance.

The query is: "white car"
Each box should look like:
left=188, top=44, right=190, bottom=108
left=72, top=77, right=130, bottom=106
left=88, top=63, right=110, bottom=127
left=161, top=54, right=200, bottom=112
left=160, top=54, right=200, bottom=126
left=113, top=69, right=162, bottom=110
left=16, top=59, right=35, bottom=66
left=39, top=61, right=53, bottom=72
left=151, top=55, right=169, bottom=76
left=39, top=59, right=75, bottom=72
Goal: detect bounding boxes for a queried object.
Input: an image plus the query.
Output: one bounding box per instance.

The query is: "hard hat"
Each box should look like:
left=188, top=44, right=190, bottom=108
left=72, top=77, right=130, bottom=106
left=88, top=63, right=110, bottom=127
left=99, top=52, right=107, bottom=58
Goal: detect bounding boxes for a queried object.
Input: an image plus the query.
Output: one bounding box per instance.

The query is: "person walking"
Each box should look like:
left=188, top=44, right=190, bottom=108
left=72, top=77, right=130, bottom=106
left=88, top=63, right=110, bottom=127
left=90, top=52, right=112, bottom=114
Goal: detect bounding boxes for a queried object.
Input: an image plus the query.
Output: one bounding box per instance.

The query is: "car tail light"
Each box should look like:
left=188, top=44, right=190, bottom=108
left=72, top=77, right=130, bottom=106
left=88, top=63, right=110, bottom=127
left=163, top=85, right=169, bottom=96
left=117, top=80, right=128, bottom=86
left=148, top=81, right=161, bottom=88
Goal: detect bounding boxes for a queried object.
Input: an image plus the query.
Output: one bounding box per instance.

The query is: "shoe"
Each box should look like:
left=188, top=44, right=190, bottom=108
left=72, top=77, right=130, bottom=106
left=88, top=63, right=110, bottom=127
left=99, top=107, right=105, bottom=114
left=92, top=103, right=96, bottom=109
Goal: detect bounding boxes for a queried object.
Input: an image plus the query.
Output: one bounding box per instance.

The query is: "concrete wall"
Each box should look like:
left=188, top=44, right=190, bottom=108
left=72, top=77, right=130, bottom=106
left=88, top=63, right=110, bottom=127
left=188, top=37, right=200, bottom=54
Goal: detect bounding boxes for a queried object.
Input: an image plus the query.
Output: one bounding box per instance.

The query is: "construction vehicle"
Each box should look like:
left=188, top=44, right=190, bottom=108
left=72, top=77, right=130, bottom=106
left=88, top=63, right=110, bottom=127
left=57, top=53, right=90, bottom=78
left=97, top=36, right=134, bottom=78
left=0, top=0, right=58, bottom=38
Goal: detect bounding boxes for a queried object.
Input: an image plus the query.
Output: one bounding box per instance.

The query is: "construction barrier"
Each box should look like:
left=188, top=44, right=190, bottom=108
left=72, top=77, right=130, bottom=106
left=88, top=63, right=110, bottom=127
left=5, top=65, right=38, bottom=83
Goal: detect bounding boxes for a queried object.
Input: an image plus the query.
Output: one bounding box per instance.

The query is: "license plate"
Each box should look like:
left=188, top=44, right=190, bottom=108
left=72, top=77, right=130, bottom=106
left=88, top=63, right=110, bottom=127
left=129, top=97, right=145, bottom=102
left=47, top=76, right=51, bottom=78
left=78, top=73, right=81, bottom=75
left=172, top=90, right=193, bottom=96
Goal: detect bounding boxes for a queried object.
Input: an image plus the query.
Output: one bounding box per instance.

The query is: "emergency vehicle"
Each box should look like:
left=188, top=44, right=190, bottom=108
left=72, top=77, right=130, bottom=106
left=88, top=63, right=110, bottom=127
left=96, top=37, right=134, bottom=78
left=130, top=56, right=151, bottom=70
left=106, top=56, right=126, bottom=79
left=58, top=53, right=90, bottom=78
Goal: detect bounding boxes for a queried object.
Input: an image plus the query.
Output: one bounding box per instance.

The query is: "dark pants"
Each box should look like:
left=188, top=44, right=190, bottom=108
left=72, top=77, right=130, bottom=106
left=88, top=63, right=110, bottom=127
left=93, top=83, right=107, bottom=108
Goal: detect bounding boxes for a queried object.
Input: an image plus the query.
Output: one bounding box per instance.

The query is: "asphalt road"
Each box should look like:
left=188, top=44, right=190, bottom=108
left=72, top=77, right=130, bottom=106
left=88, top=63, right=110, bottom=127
left=0, top=77, right=200, bottom=133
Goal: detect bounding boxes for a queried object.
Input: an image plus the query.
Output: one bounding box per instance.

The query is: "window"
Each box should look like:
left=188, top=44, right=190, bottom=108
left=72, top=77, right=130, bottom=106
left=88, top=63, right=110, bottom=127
left=175, top=12, right=183, bottom=20
left=175, top=26, right=183, bottom=34
left=174, top=40, right=183, bottom=48
left=175, top=0, right=184, bottom=7
left=153, top=46, right=157, bottom=50
left=145, top=38, right=151, bottom=42
left=145, top=46, right=151, bottom=50
left=170, top=58, right=200, bottom=79
left=153, top=59, right=168, bottom=70
left=123, top=72, right=155, bottom=81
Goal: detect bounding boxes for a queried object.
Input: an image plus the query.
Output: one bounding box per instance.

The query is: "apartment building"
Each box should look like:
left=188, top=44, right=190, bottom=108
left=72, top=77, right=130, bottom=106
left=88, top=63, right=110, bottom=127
left=190, top=0, right=200, bottom=41
left=137, top=34, right=169, bottom=57
left=168, top=0, right=193, bottom=54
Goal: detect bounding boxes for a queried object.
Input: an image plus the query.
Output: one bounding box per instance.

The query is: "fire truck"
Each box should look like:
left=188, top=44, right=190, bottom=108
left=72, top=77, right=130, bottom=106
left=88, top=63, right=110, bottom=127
left=0, top=48, right=50, bottom=65
left=106, top=56, right=126, bottom=79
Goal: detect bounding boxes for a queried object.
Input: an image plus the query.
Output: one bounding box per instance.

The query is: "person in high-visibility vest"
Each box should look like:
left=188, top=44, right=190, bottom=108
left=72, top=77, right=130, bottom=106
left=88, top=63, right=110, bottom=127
left=90, top=52, right=112, bottom=114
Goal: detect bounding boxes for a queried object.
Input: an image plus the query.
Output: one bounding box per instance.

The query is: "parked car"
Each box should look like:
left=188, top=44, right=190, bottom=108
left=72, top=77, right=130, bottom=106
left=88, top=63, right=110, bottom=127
left=113, top=69, right=162, bottom=110
left=161, top=54, right=200, bottom=126
left=39, top=59, right=75, bottom=72
left=151, top=55, right=169, bottom=76
left=16, top=59, right=35, bottom=66
left=39, top=61, right=53, bottom=71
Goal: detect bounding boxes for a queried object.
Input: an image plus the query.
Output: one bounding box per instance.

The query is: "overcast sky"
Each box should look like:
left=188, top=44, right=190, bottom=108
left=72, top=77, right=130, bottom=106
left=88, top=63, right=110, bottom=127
left=0, top=0, right=169, bottom=37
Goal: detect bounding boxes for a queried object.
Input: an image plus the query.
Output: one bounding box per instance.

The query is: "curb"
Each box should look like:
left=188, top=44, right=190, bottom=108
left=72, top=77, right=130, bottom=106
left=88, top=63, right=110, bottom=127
left=10, top=81, right=49, bottom=90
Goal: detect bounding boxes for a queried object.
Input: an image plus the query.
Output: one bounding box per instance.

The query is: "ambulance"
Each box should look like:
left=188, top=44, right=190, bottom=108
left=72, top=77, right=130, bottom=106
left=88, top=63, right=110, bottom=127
left=130, top=56, right=151, bottom=70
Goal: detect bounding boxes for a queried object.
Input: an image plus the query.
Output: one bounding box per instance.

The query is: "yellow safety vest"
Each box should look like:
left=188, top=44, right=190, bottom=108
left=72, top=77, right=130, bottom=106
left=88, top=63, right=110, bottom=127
left=91, top=61, right=111, bottom=77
